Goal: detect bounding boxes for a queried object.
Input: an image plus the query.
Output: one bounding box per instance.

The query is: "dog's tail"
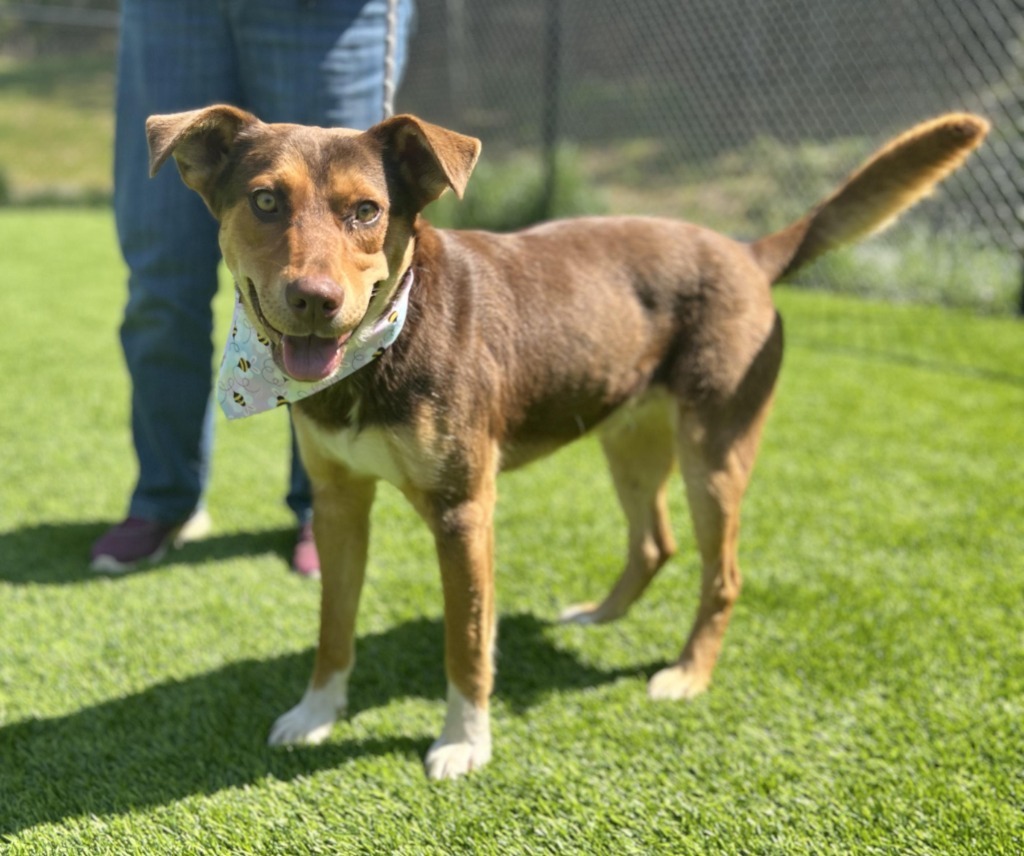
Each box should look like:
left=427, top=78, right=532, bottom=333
left=750, top=113, right=989, bottom=284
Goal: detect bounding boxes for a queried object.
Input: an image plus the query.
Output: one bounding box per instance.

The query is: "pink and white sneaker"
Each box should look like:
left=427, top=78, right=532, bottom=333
left=291, top=521, right=320, bottom=580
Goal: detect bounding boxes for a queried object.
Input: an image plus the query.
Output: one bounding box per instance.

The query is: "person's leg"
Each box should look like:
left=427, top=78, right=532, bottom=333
left=232, top=0, right=415, bottom=128
left=94, top=0, right=243, bottom=569
left=231, top=0, right=415, bottom=536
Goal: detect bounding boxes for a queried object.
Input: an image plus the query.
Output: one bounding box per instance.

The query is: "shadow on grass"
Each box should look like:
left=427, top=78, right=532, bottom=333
left=0, top=613, right=657, bottom=837
left=0, top=521, right=299, bottom=585
left=788, top=335, right=1024, bottom=389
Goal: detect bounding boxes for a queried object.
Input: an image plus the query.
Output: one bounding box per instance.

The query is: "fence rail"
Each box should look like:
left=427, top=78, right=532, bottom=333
left=0, top=3, right=117, bottom=28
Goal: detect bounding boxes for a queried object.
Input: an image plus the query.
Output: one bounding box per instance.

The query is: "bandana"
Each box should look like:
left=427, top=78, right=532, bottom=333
left=216, top=270, right=413, bottom=420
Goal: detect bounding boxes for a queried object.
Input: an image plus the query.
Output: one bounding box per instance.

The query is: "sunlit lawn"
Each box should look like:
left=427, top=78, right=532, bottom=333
left=1, top=208, right=1021, bottom=853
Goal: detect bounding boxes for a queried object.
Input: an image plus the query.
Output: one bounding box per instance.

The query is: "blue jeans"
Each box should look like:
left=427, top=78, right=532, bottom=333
left=114, top=0, right=414, bottom=525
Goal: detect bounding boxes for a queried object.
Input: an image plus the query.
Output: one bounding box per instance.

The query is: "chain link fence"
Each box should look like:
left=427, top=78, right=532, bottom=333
left=399, top=0, right=1024, bottom=313
left=2, top=1, right=1022, bottom=310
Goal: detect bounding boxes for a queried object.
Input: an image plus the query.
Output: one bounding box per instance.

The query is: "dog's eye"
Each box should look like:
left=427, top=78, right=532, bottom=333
left=251, top=190, right=279, bottom=215
left=355, top=201, right=381, bottom=224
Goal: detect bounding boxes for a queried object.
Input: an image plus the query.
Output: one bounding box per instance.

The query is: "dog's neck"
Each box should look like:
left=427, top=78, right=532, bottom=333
left=216, top=261, right=416, bottom=420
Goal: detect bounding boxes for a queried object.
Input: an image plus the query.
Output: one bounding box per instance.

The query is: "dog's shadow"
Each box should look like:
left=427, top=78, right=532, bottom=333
left=0, top=610, right=655, bottom=836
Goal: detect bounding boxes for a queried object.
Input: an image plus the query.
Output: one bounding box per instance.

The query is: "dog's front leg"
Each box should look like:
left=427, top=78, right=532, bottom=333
left=409, top=471, right=497, bottom=780
left=269, top=472, right=376, bottom=746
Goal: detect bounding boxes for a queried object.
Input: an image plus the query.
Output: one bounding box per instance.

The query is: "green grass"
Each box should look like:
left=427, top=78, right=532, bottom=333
left=0, top=53, right=115, bottom=202
left=2, top=208, right=1023, bottom=854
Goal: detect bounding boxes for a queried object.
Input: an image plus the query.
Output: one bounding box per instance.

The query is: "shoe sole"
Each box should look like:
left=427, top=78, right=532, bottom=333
left=90, top=541, right=171, bottom=575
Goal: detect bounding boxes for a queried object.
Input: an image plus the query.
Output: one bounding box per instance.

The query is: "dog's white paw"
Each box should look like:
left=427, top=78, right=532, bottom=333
left=424, top=684, right=492, bottom=780
left=559, top=601, right=626, bottom=625
left=559, top=601, right=602, bottom=624
left=268, top=670, right=349, bottom=746
left=425, top=736, right=492, bottom=780
left=647, top=664, right=710, bottom=701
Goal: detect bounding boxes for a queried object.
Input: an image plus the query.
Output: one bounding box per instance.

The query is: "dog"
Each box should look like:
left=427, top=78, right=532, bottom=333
left=146, top=106, right=987, bottom=779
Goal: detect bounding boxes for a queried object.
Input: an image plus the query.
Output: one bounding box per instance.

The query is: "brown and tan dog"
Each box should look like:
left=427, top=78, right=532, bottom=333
left=146, top=107, right=987, bottom=779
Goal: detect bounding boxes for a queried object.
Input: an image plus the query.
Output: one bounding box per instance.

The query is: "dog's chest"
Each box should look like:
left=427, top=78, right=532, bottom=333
left=310, top=422, right=403, bottom=482
left=301, top=416, right=440, bottom=490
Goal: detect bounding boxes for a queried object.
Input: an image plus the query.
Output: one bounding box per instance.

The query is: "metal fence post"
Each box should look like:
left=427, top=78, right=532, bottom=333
left=541, top=0, right=563, bottom=219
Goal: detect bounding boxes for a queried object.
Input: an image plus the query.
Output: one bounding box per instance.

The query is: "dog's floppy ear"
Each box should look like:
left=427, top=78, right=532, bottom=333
left=374, top=114, right=481, bottom=206
left=146, top=104, right=259, bottom=210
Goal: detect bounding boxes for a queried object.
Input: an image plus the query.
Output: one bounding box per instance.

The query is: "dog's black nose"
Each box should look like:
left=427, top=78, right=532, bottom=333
left=286, top=276, right=344, bottom=323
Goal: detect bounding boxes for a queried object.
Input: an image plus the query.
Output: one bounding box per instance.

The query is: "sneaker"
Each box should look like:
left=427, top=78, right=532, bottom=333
left=292, top=521, right=320, bottom=579
left=90, top=509, right=212, bottom=574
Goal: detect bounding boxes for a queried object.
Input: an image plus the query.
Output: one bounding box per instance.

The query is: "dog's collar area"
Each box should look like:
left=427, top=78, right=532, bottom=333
left=216, top=268, right=414, bottom=420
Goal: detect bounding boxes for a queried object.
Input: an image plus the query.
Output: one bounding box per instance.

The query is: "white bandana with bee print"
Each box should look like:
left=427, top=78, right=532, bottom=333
left=216, top=270, right=414, bottom=420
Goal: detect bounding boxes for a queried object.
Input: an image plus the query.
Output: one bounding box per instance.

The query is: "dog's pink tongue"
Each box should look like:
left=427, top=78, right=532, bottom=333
left=281, top=335, right=345, bottom=382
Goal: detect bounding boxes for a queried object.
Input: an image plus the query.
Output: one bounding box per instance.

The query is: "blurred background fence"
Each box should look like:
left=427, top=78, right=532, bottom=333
left=2, top=0, right=1023, bottom=313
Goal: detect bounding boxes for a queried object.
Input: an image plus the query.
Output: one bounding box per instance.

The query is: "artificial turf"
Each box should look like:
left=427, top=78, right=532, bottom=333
left=1, top=209, right=1022, bottom=854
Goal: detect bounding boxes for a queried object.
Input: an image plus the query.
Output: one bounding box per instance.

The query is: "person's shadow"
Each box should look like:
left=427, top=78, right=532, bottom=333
left=0, top=523, right=660, bottom=836
left=0, top=521, right=298, bottom=586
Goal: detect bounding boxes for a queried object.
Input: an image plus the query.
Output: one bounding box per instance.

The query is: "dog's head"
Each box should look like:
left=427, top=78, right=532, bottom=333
left=146, top=105, right=480, bottom=382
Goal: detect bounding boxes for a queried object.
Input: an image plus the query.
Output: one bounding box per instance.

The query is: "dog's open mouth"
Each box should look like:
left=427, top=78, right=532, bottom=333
left=247, top=279, right=352, bottom=383
left=281, top=332, right=350, bottom=382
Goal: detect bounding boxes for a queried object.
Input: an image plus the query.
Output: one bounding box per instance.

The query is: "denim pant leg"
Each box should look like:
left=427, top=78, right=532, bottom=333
left=114, top=0, right=244, bottom=524
left=230, top=0, right=415, bottom=127
left=227, top=0, right=416, bottom=523
left=116, top=0, right=415, bottom=526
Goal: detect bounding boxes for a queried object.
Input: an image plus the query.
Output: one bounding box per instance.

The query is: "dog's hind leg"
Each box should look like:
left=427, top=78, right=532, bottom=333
left=648, top=320, right=781, bottom=700
left=561, top=393, right=678, bottom=625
